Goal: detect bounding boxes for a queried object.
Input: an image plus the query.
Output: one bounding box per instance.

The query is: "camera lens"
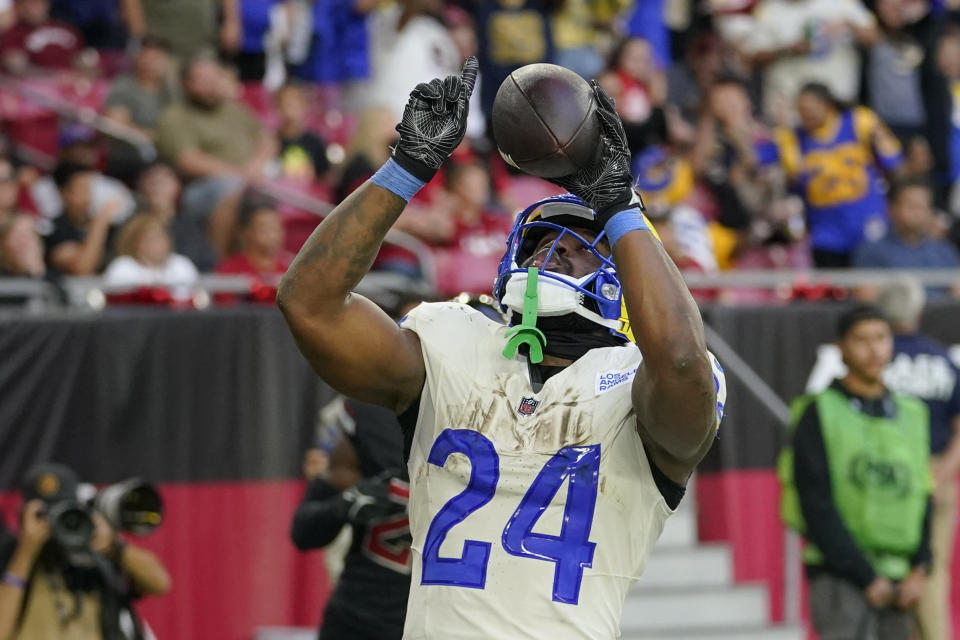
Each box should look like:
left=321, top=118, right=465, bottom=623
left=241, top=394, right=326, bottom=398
left=95, top=479, right=164, bottom=535
left=47, top=500, right=94, bottom=557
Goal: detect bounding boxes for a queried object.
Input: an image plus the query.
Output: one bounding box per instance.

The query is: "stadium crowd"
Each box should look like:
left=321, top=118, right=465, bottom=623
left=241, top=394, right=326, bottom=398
left=0, top=0, right=958, bottom=304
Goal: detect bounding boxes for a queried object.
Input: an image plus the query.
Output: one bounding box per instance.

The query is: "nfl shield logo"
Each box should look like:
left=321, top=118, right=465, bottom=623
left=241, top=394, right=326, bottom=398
left=517, top=397, right=540, bottom=416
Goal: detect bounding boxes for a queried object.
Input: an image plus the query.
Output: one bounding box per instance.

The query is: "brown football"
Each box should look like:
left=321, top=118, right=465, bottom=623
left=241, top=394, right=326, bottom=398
left=491, top=63, right=602, bottom=179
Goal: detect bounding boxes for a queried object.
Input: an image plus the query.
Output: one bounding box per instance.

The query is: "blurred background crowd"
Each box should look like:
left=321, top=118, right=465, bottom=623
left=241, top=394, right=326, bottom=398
left=0, top=0, right=959, bottom=307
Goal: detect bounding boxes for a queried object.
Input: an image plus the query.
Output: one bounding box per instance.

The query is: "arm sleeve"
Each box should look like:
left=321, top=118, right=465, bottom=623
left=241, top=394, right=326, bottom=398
left=793, top=403, right=878, bottom=589
left=853, top=107, right=903, bottom=172
left=289, top=477, right=350, bottom=551
left=910, top=497, right=934, bottom=569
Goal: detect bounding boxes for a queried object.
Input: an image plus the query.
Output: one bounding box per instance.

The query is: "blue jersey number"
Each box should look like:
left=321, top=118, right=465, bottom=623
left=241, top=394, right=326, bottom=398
left=421, top=429, right=499, bottom=588
left=421, top=429, right=600, bottom=604
left=502, top=445, right=600, bottom=603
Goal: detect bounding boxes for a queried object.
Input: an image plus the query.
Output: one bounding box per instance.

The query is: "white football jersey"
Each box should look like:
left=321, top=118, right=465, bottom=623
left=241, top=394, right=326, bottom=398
left=398, top=302, right=726, bottom=639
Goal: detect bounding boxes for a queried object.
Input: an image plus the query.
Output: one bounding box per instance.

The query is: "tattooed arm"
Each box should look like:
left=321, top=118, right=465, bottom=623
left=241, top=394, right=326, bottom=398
left=277, top=57, right=478, bottom=414
left=277, top=184, right=425, bottom=413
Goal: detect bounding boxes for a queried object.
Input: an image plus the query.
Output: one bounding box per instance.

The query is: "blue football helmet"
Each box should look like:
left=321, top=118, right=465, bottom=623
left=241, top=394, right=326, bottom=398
left=493, top=194, right=634, bottom=342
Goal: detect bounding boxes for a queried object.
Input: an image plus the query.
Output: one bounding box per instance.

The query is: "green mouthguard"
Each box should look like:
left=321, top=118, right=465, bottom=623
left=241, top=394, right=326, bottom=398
left=502, top=267, right=547, bottom=363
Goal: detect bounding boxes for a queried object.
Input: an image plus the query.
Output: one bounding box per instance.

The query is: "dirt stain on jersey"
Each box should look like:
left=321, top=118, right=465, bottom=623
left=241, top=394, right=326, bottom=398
left=444, top=375, right=593, bottom=453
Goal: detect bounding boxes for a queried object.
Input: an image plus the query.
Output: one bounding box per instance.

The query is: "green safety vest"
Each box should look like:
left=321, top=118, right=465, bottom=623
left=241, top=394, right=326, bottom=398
left=778, top=387, right=931, bottom=580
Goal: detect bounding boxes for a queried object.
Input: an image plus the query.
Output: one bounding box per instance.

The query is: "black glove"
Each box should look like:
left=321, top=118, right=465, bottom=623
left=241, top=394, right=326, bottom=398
left=549, top=81, right=643, bottom=225
left=393, top=56, right=479, bottom=182
left=341, top=473, right=406, bottom=527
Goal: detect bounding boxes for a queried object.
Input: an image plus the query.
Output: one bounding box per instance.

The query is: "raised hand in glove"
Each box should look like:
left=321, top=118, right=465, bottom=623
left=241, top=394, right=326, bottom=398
left=549, top=81, right=644, bottom=224
left=342, top=472, right=407, bottom=527
left=393, top=57, right=479, bottom=183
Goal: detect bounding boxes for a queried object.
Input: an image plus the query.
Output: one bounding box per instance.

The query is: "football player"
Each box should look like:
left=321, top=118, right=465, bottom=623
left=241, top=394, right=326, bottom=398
left=291, top=397, right=411, bottom=640
left=278, top=57, right=726, bottom=638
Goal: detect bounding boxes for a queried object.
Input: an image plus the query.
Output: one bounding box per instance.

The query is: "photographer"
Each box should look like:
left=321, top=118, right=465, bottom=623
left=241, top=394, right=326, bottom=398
left=0, top=464, right=171, bottom=640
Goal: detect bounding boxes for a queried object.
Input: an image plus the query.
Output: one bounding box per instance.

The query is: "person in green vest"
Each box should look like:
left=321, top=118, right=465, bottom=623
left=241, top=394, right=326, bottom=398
left=780, top=305, right=933, bottom=640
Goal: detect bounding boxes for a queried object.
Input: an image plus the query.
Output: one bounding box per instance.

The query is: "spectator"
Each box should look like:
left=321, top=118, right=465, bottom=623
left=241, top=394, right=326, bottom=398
left=444, top=7, right=485, bottom=141
left=938, top=29, right=960, bottom=213
left=691, top=75, right=775, bottom=265
left=474, top=0, right=555, bottom=118
left=234, top=0, right=277, bottom=81
left=597, top=37, right=668, bottom=154
left=864, top=0, right=926, bottom=144
left=745, top=0, right=878, bottom=122
left=0, top=0, right=84, bottom=75
left=216, top=197, right=288, bottom=278
left=103, top=213, right=198, bottom=300
left=853, top=177, right=960, bottom=299
left=121, top=0, right=241, bottom=61
left=28, top=125, right=137, bottom=224
left=0, top=215, right=45, bottom=277
left=0, top=1, right=13, bottom=32
left=366, top=0, right=460, bottom=122
left=156, top=53, right=274, bottom=183
left=878, top=277, right=960, bottom=640
left=274, top=83, right=330, bottom=183
left=287, top=0, right=374, bottom=88
left=397, top=160, right=511, bottom=252
left=442, top=161, right=510, bottom=254
left=135, top=161, right=216, bottom=271
left=103, top=36, right=176, bottom=183
left=0, top=157, right=22, bottom=222
left=44, top=162, right=124, bottom=276
left=633, top=146, right=719, bottom=274
left=779, top=305, right=932, bottom=640
left=155, top=52, right=276, bottom=257
left=48, top=0, right=125, bottom=51
left=335, top=106, right=395, bottom=203
left=550, top=0, right=627, bottom=80
left=758, top=83, right=904, bottom=267
left=666, top=31, right=726, bottom=127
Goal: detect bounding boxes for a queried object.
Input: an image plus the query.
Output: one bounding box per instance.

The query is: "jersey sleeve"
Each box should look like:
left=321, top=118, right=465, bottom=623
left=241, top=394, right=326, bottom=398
left=399, top=301, right=496, bottom=370
left=769, top=128, right=803, bottom=179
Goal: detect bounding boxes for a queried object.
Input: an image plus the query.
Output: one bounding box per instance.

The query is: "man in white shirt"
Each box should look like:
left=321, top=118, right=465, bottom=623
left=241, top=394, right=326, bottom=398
left=745, top=0, right=878, bottom=122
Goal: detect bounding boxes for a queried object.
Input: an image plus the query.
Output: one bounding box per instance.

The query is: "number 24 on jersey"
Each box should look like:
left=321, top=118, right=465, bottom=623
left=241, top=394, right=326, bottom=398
left=421, top=428, right=600, bottom=605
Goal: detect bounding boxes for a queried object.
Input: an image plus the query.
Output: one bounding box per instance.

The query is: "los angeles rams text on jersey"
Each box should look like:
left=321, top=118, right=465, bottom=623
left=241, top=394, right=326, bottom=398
left=398, top=302, right=726, bottom=639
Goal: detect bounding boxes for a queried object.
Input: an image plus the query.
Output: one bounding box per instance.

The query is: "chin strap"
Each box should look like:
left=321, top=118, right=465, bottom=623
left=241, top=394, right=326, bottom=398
left=502, top=268, right=547, bottom=364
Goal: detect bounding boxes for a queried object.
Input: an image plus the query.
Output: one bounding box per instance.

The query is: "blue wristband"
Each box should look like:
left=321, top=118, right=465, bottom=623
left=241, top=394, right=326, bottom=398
left=2, top=572, right=27, bottom=589
left=371, top=158, right=426, bottom=202
left=603, top=208, right=650, bottom=248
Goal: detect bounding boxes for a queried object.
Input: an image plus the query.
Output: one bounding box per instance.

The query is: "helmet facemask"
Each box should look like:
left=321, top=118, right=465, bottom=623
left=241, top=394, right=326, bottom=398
left=494, top=195, right=631, bottom=362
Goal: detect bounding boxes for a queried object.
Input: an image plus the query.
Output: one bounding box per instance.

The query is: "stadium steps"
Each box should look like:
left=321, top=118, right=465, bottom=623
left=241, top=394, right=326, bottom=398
left=620, top=484, right=805, bottom=640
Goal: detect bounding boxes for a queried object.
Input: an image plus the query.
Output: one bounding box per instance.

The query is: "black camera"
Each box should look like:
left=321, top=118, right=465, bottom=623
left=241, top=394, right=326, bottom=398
left=46, top=478, right=164, bottom=563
